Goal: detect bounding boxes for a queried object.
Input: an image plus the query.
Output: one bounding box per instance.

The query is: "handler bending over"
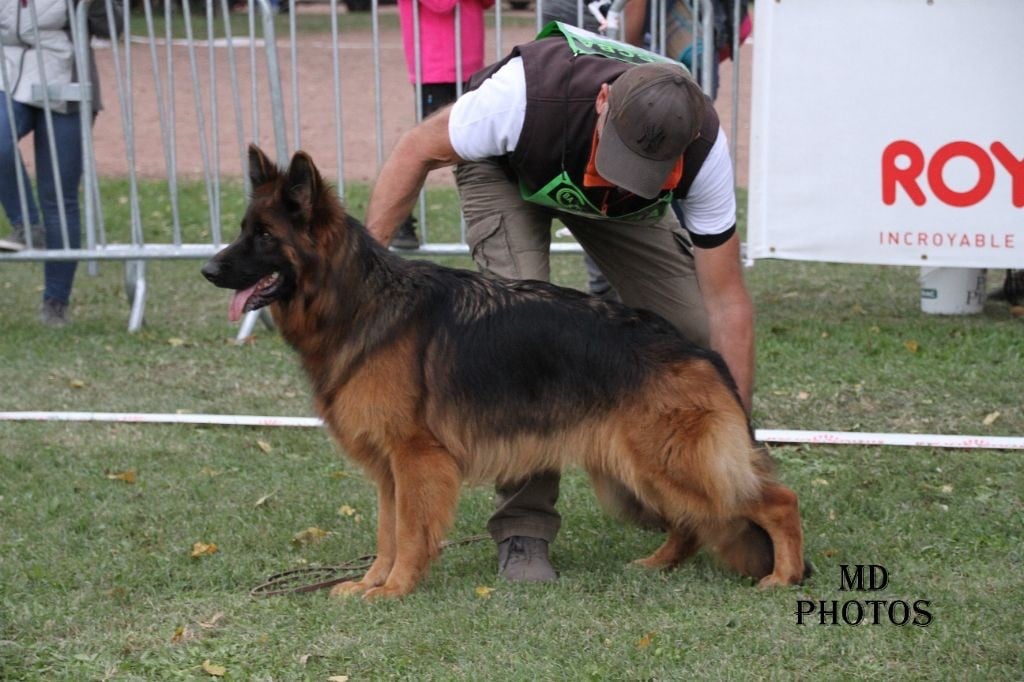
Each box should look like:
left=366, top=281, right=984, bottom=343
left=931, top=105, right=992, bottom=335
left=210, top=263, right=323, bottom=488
left=365, top=24, right=753, bottom=583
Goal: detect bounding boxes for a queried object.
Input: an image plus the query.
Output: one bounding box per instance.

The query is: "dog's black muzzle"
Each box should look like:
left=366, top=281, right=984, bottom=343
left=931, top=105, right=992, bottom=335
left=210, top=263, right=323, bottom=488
left=201, top=255, right=235, bottom=288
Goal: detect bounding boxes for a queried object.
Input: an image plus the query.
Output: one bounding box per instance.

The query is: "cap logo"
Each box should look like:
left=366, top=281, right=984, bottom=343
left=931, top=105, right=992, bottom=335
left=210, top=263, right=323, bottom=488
left=636, top=123, right=665, bottom=154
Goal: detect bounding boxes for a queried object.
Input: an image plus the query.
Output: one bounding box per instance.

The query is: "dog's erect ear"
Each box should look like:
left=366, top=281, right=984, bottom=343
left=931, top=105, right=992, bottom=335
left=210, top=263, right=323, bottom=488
left=248, top=144, right=279, bottom=188
left=284, top=151, right=322, bottom=223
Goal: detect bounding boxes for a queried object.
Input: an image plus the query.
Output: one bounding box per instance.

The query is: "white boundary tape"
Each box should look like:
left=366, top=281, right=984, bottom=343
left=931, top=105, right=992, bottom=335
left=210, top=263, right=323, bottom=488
left=1, top=411, right=1022, bottom=450
left=0, top=411, right=322, bottom=428
left=755, top=429, right=1023, bottom=451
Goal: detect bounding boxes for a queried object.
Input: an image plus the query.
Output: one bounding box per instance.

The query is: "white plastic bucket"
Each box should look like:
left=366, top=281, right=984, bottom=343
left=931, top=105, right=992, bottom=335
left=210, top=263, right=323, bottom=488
left=920, top=267, right=987, bottom=315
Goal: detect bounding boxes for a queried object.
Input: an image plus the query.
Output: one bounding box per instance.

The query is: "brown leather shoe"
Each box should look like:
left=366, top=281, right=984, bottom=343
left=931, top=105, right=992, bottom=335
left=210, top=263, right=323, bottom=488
left=497, top=536, right=557, bottom=582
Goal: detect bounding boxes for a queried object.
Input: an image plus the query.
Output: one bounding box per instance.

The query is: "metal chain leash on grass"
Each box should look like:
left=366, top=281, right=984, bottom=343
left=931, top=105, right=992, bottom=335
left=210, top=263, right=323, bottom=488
left=250, top=534, right=490, bottom=597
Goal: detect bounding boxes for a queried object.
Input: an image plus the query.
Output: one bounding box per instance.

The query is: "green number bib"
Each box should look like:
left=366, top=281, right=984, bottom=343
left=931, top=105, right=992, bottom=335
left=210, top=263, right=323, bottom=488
left=522, top=171, right=672, bottom=222
left=518, top=23, right=689, bottom=221
left=537, top=21, right=684, bottom=69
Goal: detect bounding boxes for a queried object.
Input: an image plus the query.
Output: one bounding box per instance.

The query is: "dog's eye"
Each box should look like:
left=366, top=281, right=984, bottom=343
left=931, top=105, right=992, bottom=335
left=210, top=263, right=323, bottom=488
left=258, top=231, right=274, bottom=244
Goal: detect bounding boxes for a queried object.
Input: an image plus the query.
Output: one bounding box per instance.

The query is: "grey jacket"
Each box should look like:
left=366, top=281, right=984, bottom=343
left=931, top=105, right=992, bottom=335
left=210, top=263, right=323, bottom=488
left=0, top=0, right=122, bottom=114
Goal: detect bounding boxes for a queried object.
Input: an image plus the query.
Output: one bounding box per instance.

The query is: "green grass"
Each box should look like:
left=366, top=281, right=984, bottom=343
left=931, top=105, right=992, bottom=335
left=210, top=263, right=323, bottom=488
left=0, top=181, right=1022, bottom=680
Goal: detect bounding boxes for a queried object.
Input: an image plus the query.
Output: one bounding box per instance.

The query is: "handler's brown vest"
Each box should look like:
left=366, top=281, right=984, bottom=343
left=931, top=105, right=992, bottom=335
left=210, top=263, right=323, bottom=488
left=468, top=35, right=720, bottom=220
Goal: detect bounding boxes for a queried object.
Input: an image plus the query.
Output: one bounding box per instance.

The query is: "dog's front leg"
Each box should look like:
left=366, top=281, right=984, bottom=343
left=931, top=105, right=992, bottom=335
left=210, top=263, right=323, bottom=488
left=362, top=439, right=461, bottom=600
left=330, top=466, right=397, bottom=598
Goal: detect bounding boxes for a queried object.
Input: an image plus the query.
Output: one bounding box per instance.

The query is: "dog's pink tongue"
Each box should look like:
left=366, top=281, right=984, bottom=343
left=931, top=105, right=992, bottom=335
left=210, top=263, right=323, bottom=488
left=229, top=284, right=259, bottom=322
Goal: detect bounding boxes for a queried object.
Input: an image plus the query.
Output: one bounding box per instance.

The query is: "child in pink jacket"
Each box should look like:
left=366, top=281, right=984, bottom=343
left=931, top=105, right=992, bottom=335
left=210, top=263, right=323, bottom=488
left=399, top=0, right=494, bottom=117
left=394, top=0, right=494, bottom=248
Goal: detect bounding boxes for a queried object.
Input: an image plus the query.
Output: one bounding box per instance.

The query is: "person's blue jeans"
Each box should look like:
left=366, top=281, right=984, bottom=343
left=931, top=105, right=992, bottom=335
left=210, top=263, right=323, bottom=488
left=0, top=93, right=84, bottom=305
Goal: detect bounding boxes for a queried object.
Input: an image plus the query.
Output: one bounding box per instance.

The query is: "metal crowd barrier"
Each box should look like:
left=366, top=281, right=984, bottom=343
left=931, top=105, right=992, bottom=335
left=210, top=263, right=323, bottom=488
left=0, top=0, right=738, bottom=334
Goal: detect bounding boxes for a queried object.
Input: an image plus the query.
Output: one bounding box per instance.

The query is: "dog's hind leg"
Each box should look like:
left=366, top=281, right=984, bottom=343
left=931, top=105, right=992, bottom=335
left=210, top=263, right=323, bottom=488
left=330, top=460, right=397, bottom=598
left=362, top=436, right=462, bottom=600
left=589, top=471, right=666, bottom=531
left=634, top=528, right=701, bottom=570
left=740, top=483, right=805, bottom=587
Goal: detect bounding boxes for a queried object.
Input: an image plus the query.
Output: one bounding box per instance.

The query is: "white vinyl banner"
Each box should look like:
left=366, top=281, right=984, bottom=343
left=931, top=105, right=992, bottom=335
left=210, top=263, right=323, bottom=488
left=747, top=0, right=1024, bottom=268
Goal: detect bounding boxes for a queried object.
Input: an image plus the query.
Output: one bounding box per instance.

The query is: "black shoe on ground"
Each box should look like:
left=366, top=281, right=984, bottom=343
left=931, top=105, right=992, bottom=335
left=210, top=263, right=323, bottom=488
left=497, top=536, right=558, bottom=583
left=391, top=216, right=420, bottom=250
left=39, top=299, right=69, bottom=327
left=0, top=223, right=44, bottom=252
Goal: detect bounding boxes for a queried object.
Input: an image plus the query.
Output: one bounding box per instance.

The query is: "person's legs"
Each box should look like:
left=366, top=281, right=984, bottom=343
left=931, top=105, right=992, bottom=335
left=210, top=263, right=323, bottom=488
left=0, top=95, right=42, bottom=251
left=34, top=108, right=84, bottom=318
left=392, top=83, right=462, bottom=250
left=584, top=252, right=620, bottom=302
left=455, top=159, right=562, bottom=580
left=421, top=82, right=458, bottom=118
left=562, top=210, right=711, bottom=346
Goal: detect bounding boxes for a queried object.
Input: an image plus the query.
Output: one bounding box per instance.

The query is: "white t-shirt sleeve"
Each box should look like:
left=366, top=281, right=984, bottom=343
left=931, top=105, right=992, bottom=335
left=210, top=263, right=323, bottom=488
left=448, top=57, right=527, bottom=161
left=679, top=128, right=736, bottom=237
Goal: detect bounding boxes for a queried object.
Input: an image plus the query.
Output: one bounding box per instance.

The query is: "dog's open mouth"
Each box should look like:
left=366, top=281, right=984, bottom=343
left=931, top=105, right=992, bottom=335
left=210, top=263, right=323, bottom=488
left=229, top=272, right=281, bottom=321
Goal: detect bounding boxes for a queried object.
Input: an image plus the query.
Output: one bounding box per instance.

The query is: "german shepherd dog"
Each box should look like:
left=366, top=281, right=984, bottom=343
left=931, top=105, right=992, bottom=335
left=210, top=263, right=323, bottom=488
left=202, top=145, right=806, bottom=599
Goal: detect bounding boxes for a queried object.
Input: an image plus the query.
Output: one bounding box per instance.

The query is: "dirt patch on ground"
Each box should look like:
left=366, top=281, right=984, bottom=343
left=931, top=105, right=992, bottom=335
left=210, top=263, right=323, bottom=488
left=85, top=7, right=751, bottom=188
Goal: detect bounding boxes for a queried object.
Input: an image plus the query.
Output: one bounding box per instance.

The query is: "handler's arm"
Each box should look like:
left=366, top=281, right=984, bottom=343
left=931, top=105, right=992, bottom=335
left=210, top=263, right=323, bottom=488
left=366, top=107, right=465, bottom=245
left=693, top=231, right=755, bottom=414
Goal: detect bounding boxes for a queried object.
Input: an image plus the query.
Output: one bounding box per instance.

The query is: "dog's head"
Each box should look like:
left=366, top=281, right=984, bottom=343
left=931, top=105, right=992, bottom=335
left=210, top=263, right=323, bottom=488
left=201, top=145, right=332, bottom=321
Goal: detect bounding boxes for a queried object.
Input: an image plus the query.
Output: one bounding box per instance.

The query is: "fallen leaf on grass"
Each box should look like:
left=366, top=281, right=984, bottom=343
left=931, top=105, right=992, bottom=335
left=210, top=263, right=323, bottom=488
left=191, top=542, right=218, bottom=558
left=940, top=484, right=954, bottom=494
left=636, top=632, right=656, bottom=649
left=327, top=676, right=350, bottom=682
left=256, top=440, right=273, bottom=454
left=292, top=527, right=329, bottom=546
left=337, top=504, right=357, bottom=517
left=811, top=478, right=829, bottom=487
left=167, top=337, right=187, bottom=347
left=106, top=470, right=137, bottom=484
left=170, top=625, right=192, bottom=643
left=254, top=491, right=276, bottom=507
left=69, top=378, right=86, bottom=389
left=796, top=391, right=810, bottom=401
left=982, top=411, right=1001, bottom=426
left=199, top=612, right=226, bottom=629
left=474, top=586, right=495, bottom=598
left=904, top=340, right=920, bottom=353
left=201, top=660, right=226, bottom=677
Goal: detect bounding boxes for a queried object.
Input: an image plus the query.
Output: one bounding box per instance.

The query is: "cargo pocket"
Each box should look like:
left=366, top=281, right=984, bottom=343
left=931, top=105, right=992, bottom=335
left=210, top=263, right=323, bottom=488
left=467, top=213, right=520, bottom=279
left=673, top=229, right=695, bottom=260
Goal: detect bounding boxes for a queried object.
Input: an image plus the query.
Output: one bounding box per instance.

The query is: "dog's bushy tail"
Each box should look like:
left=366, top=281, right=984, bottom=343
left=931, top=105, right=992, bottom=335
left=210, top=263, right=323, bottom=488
left=704, top=519, right=775, bottom=579
left=698, top=445, right=775, bottom=579
left=702, top=446, right=811, bottom=581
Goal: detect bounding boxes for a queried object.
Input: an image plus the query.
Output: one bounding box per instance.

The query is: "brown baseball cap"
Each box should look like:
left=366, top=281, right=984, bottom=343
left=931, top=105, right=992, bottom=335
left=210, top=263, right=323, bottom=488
left=595, top=63, right=705, bottom=199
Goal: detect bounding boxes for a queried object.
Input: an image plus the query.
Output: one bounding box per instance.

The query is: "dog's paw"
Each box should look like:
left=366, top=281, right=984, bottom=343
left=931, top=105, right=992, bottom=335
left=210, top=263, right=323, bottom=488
left=756, top=572, right=801, bottom=589
left=631, top=555, right=676, bottom=571
left=361, top=583, right=412, bottom=601
left=328, top=580, right=371, bottom=599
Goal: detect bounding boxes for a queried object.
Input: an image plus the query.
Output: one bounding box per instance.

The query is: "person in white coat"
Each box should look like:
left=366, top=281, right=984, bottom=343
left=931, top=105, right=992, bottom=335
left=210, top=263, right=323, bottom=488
left=0, top=0, right=122, bottom=326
